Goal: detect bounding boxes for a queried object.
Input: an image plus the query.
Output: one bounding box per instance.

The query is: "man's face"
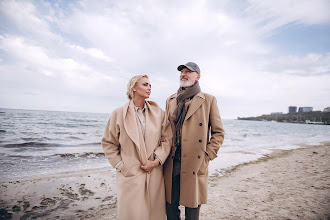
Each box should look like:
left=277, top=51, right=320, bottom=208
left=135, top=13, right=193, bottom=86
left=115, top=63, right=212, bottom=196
left=180, top=67, right=200, bottom=87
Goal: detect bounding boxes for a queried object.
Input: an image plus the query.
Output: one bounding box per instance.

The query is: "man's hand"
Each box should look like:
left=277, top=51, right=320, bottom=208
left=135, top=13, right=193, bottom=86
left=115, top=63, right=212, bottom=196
left=141, top=159, right=159, bottom=173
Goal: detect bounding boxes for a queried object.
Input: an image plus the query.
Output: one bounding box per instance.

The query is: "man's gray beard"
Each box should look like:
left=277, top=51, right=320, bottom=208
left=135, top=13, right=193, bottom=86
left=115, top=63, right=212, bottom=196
left=180, top=79, right=195, bottom=87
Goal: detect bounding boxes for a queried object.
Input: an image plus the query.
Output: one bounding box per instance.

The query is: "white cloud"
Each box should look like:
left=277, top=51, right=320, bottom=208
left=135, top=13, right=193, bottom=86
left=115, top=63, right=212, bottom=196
left=262, top=53, right=330, bottom=76
left=253, top=0, right=330, bottom=24
left=243, top=0, right=330, bottom=35
left=0, top=0, right=329, bottom=118
left=0, top=34, right=115, bottom=91
left=68, top=44, right=113, bottom=62
left=0, top=0, right=59, bottom=40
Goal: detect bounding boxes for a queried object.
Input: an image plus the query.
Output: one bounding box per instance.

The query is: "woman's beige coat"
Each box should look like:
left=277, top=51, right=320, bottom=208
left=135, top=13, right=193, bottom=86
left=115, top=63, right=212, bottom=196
left=164, top=92, right=225, bottom=208
left=102, top=100, right=172, bottom=220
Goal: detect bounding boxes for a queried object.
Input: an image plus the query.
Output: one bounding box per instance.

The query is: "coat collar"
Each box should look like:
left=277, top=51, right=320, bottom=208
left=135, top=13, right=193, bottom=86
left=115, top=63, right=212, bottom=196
left=169, top=92, right=205, bottom=122
left=169, top=93, right=177, bottom=99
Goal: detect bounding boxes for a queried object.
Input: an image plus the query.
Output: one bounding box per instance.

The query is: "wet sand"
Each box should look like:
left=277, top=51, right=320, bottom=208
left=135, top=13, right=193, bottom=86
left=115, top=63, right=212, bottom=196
left=1, top=143, right=329, bottom=219
left=0, top=168, right=117, bottom=219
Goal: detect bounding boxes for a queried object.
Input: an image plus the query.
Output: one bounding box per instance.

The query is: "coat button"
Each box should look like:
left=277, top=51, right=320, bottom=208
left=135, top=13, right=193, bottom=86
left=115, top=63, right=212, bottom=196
left=199, top=140, right=202, bottom=143
left=171, top=156, right=174, bottom=159
left=199, top=123, right=202, bottom=126
left=193, top=171, right=195, bottom=175
left=198, top=155, right=201, bottom=159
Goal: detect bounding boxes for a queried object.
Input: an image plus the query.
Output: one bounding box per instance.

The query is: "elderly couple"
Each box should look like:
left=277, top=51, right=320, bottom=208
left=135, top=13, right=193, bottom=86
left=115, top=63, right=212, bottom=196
left=102, top=62, right=225, bottom=220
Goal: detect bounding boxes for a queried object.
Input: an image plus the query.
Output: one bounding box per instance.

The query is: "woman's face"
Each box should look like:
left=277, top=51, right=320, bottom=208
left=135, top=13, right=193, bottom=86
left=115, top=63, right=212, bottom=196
left=133, top=77, right=151, bottom=100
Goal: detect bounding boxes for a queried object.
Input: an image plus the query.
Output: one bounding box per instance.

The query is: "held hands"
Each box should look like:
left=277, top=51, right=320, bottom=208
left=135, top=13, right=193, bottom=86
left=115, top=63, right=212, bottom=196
left=141, top=159, right=159, bottom=173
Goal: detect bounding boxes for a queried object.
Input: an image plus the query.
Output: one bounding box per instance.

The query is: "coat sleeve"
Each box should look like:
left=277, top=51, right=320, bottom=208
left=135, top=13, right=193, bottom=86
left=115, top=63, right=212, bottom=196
left=101, top=110, right=122, bottom=168
left=154, top=104, right=173, bottom=165
left=206, top=96, right=225, bottom=160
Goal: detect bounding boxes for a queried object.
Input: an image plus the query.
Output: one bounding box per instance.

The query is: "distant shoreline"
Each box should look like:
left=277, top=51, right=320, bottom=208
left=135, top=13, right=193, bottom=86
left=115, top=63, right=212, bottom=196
left=238, top=111, right=330, bottom=125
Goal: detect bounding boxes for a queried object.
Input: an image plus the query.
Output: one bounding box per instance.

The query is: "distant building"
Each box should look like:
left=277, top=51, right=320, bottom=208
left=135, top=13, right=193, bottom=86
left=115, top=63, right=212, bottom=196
left=324, top=107, right=330, bottom=112
left=288, top=106, right=297, bottom=113
left=271, top=112, right=283, bottom=115
left=298, top=107, right=313, bottom=112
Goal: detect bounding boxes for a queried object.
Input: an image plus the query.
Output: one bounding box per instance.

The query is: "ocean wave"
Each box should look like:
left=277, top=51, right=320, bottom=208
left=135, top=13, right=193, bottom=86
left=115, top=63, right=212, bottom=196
left=68, top=136, right=82, bottom=140
left=80, top=142, right=101, bottom=146
left=6, top=155, right=33, bottom=159
left=54, top=123, right=78, bottom=128
left=0, top=141, right=101, bottom=149
left=67, top=119, right=99, bottom=123
left=1, top=142, right=61, bottom=148
left=53, top=131, right=69, bottom=134
left=21, top=137, right=51, bottom=141
left=55, top=152, right=104, bottom=158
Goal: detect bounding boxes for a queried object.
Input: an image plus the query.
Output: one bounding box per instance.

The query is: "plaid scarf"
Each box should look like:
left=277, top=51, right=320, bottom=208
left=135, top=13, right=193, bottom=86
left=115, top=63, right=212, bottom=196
left=171, top=81, right=201, bottom=148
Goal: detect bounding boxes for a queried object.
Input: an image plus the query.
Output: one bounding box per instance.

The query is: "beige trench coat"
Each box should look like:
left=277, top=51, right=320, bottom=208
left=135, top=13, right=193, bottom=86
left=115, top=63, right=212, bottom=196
left=164, top=92, right=225, bottom=208
left=102, top=100, right=172, bottom=220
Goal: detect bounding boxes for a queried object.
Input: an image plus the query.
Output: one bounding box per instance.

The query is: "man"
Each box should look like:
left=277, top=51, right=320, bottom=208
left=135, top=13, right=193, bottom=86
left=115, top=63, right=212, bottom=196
left=164, top=62, right=225, bottom=220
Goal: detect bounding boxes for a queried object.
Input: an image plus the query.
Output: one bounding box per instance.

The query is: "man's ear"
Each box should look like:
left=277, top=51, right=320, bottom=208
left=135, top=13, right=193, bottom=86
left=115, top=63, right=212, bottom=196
left=196, top=74, right=201, bottom=81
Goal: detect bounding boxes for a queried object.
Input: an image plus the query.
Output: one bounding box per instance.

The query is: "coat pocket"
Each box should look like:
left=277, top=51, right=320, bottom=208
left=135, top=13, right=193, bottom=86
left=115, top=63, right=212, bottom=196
left=120, top=155, right=144, bottom=177
left=197, top=151, right=209, bottom=175
left=120, top=155, right=133, bottom=177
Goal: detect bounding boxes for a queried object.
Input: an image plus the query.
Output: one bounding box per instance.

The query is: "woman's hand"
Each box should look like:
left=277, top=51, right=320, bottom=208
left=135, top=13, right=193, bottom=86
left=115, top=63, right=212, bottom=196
left=141, top=159, right=159, bottom=173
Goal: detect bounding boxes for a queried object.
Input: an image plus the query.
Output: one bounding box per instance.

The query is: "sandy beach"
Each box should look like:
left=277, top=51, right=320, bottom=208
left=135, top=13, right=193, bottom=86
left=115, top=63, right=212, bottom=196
left=0, top=168, right=118, bottom=220
left=1, top=143, right=329, bottom=220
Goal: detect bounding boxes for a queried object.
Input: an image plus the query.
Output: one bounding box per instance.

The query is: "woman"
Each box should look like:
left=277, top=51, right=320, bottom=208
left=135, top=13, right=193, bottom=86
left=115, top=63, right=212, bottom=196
left=102, top=75, right=172, bottom=220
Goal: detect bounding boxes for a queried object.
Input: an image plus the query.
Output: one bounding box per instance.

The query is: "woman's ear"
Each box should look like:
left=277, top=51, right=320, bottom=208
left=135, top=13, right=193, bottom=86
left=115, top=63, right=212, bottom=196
left=132, top=84, right=136, bottom=92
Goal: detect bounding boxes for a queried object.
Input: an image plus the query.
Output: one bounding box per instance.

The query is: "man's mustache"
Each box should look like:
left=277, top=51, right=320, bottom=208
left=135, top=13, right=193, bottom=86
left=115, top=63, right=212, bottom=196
left=180, top=76, right=188, bottom=80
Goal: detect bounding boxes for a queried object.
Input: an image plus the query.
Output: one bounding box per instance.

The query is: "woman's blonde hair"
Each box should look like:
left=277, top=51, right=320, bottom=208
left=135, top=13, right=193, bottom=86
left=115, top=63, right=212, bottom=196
left=126, top=74, right=149, bottom=100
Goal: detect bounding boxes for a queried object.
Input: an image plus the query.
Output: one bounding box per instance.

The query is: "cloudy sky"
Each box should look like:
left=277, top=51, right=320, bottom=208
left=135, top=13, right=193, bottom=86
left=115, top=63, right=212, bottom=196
left=0, top=0, right=329, bottom=119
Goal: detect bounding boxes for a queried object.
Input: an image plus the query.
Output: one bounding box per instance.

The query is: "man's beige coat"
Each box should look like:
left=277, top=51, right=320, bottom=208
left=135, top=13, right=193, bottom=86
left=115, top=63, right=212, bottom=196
left=164, top=92, right=225, bottom=208
left=102, top=100, right=172, bottom=220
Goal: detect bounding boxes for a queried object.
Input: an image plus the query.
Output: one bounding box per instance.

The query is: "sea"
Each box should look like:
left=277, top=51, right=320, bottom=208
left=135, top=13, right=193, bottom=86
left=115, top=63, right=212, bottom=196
left=1, top=108, right=330, bottom=181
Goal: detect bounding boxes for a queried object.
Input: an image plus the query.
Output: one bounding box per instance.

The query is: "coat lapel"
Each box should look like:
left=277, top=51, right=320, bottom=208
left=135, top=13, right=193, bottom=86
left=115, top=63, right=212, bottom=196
left=144, top=102, right=162, bottom=159
left=184, top=92, right=205, bottom=121
left=123, top=100, right=141, bottom=150
left=168, top=93, right=177, bottom=118
left=123, top=100, right=149, bottom=165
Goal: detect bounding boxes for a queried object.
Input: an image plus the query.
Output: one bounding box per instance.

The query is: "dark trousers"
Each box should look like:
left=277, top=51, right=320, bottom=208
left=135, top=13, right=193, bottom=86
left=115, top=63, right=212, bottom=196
left=166, top=175, right=201, bottom=220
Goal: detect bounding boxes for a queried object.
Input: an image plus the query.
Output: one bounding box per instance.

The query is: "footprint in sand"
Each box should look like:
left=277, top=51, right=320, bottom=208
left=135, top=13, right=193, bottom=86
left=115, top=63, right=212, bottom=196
left=78, top=185, right=95, bottom=196
left=40, top=198, right=57, bottom=206
left=59, top=188, right=80, bottom=200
